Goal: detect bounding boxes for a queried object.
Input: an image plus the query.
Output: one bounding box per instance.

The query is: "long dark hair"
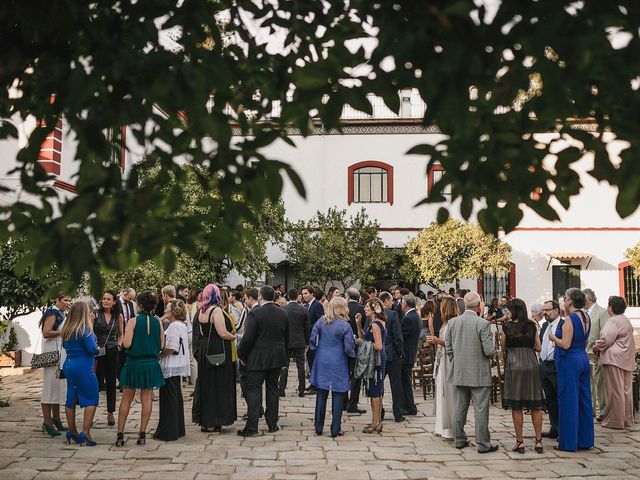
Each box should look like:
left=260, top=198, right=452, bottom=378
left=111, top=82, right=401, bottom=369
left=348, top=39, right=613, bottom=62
left=98, top=290, right=121, bottom=318
left=506, top=298, right=528, bottom=322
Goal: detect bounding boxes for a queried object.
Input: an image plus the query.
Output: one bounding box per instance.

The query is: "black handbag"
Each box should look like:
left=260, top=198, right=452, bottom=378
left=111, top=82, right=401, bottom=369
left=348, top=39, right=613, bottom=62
left=203, top=309, right=226, bottom=368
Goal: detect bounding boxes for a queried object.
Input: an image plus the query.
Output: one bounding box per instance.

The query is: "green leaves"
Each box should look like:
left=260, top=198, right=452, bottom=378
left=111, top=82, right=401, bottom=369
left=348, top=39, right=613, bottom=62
left=1, top=0, right=639, bottom=293
left=284, top=208, right=389, bottom=289
left=406, top=220, right=512, bottom=287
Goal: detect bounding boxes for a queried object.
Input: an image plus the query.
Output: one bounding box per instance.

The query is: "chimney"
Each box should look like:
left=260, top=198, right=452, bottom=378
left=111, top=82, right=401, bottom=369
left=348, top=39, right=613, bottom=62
left=399, top=89, right=412, bottom=118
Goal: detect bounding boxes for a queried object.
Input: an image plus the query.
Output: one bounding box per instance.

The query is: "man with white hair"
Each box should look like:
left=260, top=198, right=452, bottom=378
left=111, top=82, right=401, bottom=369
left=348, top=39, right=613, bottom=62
left=584, top=288, right=608, bottom=420
left=530, top=304, right=545, bottom=325
left=445, top=291, right=498, bottom=453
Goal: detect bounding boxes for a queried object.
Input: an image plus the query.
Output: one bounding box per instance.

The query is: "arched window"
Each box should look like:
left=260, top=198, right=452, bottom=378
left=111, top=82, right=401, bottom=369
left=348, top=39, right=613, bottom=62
left=348, top=161, right=394, bottom=205
left=619, top=261, right=640, bottom=307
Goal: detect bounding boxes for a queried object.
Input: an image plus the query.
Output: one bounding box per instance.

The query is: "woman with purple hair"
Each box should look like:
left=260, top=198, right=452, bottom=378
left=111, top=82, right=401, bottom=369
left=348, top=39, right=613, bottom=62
left=192, top=284, right=238, bottom=433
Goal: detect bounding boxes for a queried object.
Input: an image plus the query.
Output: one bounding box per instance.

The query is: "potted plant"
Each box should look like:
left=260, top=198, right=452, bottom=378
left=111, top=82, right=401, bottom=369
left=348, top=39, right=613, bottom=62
left=0, top=321, right=21, bottom=368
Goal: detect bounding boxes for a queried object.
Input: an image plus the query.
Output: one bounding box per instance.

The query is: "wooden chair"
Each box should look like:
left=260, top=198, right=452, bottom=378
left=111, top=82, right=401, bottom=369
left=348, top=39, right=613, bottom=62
left=491, top=348, right=504, bottom=404
left=412, top=343, right=436, bottom=400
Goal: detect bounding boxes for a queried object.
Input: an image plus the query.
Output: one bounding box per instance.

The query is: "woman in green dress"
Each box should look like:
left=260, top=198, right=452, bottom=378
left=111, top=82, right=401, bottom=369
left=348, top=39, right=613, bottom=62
left=115, top=291, right=165, bottom=446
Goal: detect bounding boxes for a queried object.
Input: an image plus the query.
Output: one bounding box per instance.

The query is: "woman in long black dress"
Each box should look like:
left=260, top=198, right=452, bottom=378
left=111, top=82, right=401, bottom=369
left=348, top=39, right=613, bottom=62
left=194, top=284, right=238, bottom=433
left=500, top=298, right=545, bottom=454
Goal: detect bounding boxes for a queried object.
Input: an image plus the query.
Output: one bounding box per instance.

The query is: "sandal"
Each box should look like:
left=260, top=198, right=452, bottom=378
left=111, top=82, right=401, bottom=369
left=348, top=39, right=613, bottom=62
left=535, top=438, right=543, bottom=454
left=362, top=424, right=375, bottom=434
left=115, top=432, right=125, bottom=447
left=512, top=439, right=525, bottom=454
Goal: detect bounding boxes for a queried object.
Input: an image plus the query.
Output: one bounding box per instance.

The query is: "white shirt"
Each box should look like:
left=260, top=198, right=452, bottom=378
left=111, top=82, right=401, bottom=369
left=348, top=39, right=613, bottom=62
left=541, top=317, right=561, bottom=362
left=160, top=321, right=190, bottom=378
left=587, top=304, right=596, bottom=316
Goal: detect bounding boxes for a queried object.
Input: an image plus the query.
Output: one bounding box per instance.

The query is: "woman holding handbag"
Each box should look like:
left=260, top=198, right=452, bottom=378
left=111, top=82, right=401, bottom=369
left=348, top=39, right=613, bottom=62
left=115, top=290, right=165, bottom=447
left=93, top=290, right=124, bottom=426
left=37, top=293, right=71, bottom=437
left=193, top=284, right=237, bottom=433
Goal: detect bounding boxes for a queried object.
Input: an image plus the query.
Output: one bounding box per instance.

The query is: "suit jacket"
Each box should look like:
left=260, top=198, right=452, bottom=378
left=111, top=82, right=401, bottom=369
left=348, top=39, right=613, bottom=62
left=445, top=310, right=495, bottom=387
left=394, top=300, right=404, bottom=320
left=587, top=303, right=608, bottom=354
left=285, top=301, right=310, bottom=350
left=348, top=300, right=365, bottom=335
left=401, top=309, right=421, bottom=366
left=307, top=299, right=325, bottom=327
left=237, top=302, right=289, bottom=371
left=384, top=308, right=404, bottom=363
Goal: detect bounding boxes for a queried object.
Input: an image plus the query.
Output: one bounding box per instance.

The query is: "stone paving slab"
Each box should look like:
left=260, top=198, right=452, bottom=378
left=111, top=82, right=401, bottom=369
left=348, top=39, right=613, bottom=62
left=1, top=368, right=640, bottom=479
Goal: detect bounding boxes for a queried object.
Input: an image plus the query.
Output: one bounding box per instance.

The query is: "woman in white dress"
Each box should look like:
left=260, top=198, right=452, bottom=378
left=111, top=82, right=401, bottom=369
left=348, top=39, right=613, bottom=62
left=428, top=295, right=459, bottom=440
left=39, top=294, right=71, bottom=436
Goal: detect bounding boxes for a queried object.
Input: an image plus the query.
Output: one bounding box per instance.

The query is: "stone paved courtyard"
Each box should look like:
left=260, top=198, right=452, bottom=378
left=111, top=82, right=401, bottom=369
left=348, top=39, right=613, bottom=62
left=1, top=368, right=640, bottom=480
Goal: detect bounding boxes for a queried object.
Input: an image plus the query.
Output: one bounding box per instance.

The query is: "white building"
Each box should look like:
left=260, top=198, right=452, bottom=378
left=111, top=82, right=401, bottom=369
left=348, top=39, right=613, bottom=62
left=2, top=94, right=640, bottom=366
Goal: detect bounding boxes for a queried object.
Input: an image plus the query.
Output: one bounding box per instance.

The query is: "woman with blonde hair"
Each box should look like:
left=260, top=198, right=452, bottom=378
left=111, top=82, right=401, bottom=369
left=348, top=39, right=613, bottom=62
left=427, top=295, right=459, bottom=439
left=309, top=296, right=356, bottom=437
left=61, top=300, right=100, bottom=446
left=154, top=299, right=190, bottom=441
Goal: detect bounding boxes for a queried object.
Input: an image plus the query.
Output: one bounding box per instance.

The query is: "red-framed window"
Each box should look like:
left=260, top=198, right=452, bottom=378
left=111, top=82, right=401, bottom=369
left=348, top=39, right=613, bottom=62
left=348, top=161, right=394, bottom=205
left=619, top=261, right=640, bottom=307
left=477, top=262, right=517, bottom=301
left=38, top=118, right=63, bottom=175
left=427, top=163, right=451, bottom=195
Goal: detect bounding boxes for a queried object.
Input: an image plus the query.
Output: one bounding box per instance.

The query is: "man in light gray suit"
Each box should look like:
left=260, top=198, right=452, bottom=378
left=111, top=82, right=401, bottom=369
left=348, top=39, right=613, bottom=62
left=445, top=291, right=498, bottom=453
left=584, top=288, right=609, bottom=419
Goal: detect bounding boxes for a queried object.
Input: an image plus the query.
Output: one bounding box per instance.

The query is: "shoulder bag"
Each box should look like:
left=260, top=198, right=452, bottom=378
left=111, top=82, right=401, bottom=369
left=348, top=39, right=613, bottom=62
left=202, top=307, right=226, bottom=368
left=30, top=334, right=61, bottom=369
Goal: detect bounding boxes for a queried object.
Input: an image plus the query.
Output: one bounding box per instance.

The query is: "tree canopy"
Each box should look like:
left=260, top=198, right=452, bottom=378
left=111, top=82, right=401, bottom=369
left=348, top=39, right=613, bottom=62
left=285, top=208, right=389, bottom=290
left=1, top=1, right=639, bottom=291
left=406, top=219, right=512, bottom=289
left=626, top=242, right=640, bottom=277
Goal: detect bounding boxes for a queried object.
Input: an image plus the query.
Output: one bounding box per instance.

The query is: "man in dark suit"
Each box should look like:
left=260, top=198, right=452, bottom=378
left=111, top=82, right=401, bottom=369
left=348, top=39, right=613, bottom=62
left=394, top=287, right=410, bottom=320
left=380, top=291, right=405, bottom=422
left=237, top=285, right=289, bottom=436
left=400, top=294, right=421, bottom=416
left=302, top=285, right=324, bottom=393
left=278, top=288, right=310, bottom=398
left=344, top=287, right=367, bottom=414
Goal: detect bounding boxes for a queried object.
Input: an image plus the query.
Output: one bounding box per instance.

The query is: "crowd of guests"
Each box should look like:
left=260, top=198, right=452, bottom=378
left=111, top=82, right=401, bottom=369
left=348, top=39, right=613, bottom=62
left=35, top=282, right=636, bottom=453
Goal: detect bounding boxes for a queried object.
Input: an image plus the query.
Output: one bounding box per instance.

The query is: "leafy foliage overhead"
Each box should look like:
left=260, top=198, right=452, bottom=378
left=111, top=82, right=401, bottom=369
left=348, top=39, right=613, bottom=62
left=1, top=1, right=639, bottom=291
left=285, top=208, right=389, bottom=290
left=406, top=219, right=512, bottom=288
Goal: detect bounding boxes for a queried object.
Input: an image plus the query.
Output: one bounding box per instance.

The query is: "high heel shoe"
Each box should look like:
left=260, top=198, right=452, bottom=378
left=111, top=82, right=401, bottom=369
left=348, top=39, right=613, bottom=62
left=77, top=432, right=96, bottom=446
left=41, top=422, right=61, bottom=437
left=512, top=439, right=525, bottom=454
left=52, top=419, right=67, bottom=431
left=535, top=438, right=544, bottom=454
left=65, top=431, right=80, bottom=444
left=115, top=432, right=125, bottom=447
left=373, top=423, right=383, bottom=435
left=137, top=431, right=146, bottom=446
left=362, top=424, right=375, bottom=434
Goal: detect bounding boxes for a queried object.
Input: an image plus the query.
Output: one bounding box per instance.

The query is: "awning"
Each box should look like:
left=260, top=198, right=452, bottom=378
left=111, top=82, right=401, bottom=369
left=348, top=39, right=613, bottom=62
left=546, top=253, right=594, bottom=270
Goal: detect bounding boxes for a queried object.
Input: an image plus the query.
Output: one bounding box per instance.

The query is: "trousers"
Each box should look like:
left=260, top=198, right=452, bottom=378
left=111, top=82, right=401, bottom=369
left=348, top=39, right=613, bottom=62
left=453, top=385, right=492, bottom=451
left=314, top=389, right=345, bottom=436
left=539, top=360, right=559, bottom=434
left=278, top=348, right=306, bottom=394
left=243, top=368, right=280, bottom=433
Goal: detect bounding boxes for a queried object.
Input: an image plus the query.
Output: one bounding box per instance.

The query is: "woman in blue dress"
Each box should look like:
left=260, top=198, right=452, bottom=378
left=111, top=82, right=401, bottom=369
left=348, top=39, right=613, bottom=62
left=549, top=287, right=594, bottom=452
left=61, top=300, right=100, bottom=446
left=309, top=296, right=356, bottom=437
left=356, top=297, right=387, bottom=435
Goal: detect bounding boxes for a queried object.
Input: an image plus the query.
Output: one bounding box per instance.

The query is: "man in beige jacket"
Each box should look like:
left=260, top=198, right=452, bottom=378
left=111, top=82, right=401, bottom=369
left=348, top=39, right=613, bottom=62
left=584, top=288, right=609, bottom=419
